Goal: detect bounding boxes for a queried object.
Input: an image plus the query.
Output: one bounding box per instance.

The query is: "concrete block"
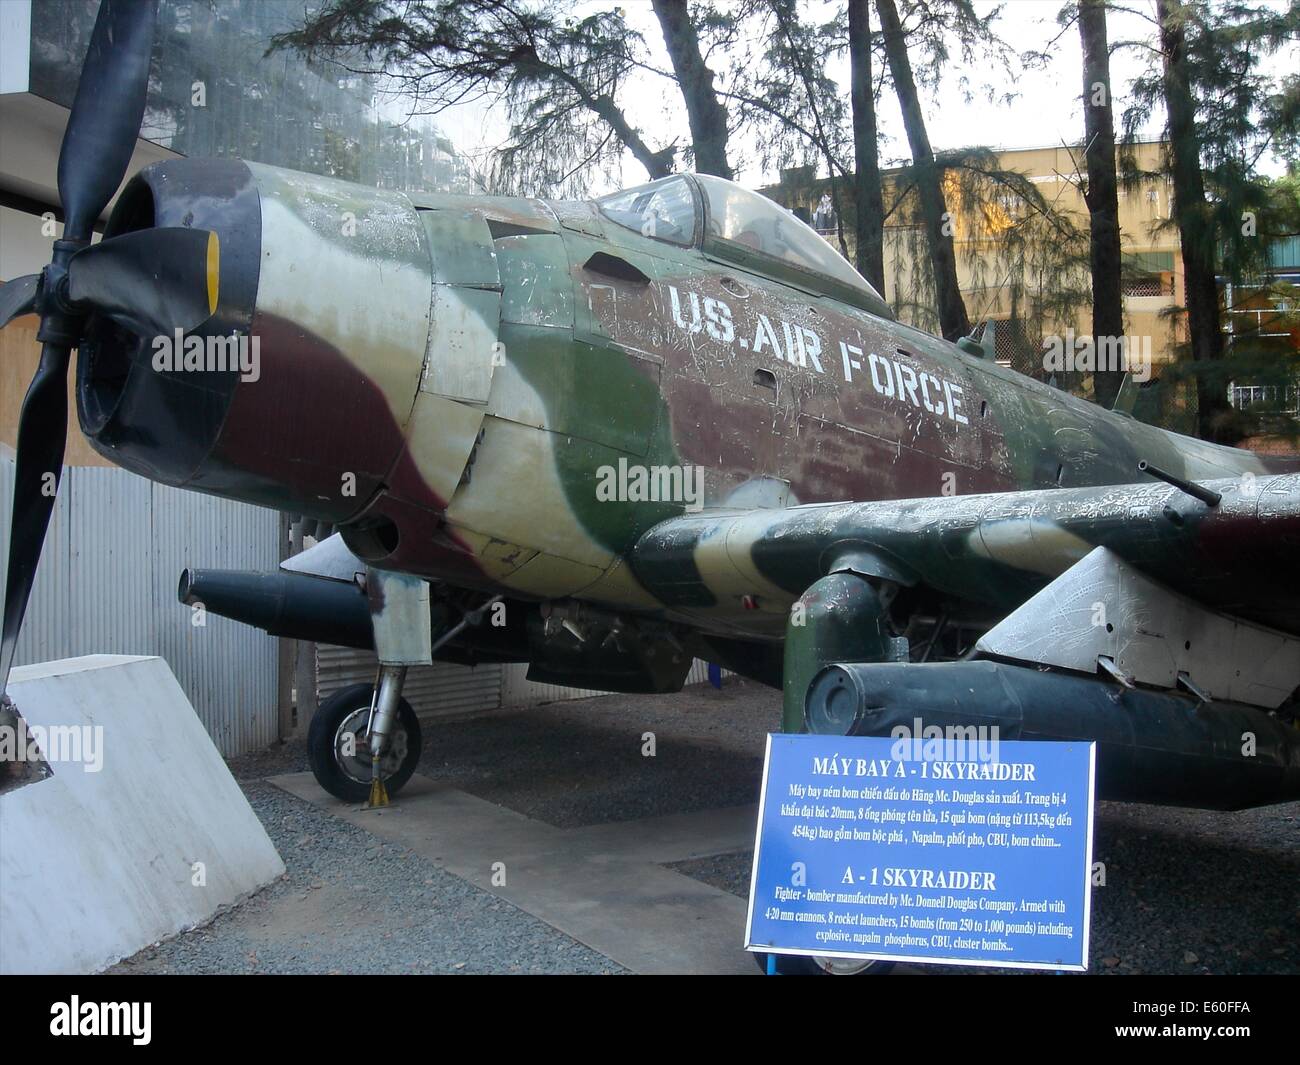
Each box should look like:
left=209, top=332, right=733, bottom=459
left=0, top=655, right=284, bottom=973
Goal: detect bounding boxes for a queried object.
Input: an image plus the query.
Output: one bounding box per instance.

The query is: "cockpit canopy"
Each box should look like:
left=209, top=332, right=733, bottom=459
left=595, top=173, right=887, bottom=313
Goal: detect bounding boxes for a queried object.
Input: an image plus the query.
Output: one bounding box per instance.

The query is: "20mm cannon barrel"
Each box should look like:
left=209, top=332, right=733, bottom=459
left=178, top=568, right=373, bottom=650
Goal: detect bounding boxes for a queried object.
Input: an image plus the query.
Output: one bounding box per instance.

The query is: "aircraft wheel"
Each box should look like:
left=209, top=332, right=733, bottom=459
left=752, top=952, right=895, bottom=975
left=307, top=683, right=422, bottom=803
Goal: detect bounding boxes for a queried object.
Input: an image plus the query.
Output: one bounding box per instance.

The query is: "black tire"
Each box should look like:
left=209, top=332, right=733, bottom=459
left=752, top=952, right=896, bottom=976
left=307, top=682, right=422, bottom=802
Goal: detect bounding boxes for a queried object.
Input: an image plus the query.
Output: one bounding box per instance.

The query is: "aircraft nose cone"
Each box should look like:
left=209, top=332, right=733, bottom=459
left=76, top=158, right=261, bottom=486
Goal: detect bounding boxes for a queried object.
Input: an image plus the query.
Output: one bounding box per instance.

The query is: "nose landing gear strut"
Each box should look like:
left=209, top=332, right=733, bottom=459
left=365, top=664, right=408, bottom=808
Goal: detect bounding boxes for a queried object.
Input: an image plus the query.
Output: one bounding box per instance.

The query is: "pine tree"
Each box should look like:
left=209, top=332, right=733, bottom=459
left=876, top=0, right=970, bottom=340
left=1124, top=0, right=1300, bottom=441
left=651, top=0, right=734, bottom=178
left=1077, top=0, right=1125, bottom=409
left=849, top=0, right=887, bottom=292
left=272, top=0, right=674, bottom=196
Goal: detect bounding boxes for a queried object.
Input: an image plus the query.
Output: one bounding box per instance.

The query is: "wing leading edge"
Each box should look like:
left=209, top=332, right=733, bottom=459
left=630, top=473, right=1300, bottom=637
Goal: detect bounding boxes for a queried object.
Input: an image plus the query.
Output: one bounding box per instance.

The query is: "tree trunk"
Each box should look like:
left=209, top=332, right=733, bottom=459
left=1079, top=0, right=1125, bottom=409
left=652, top=0, right=733, bottom=179
left=519, top=49, right=675, bottom=180
left=1157, top=0, right=1230, bottom=441
left=875, top=0, right=970, bottom=340
left=770, top=0, right=849, bottom=257
left=581, top=88, right=675, bottom=179
left=848, top=0, right=886, bottom=293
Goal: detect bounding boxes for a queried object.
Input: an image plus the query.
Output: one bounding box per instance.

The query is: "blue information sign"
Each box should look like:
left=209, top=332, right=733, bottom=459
left=745, top=734, right=1096, bottom=971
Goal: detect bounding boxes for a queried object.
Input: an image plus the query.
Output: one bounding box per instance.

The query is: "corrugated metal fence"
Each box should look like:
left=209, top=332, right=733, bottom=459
left=316, top=644, right=508, bottom=723
left=320, top=646, right=718, bottom=722
left=1, top=458, right=281, bottom=756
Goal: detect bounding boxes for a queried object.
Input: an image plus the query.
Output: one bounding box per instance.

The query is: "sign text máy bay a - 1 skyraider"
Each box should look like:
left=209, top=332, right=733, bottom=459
left=2, top=1, right=1298, bottom=814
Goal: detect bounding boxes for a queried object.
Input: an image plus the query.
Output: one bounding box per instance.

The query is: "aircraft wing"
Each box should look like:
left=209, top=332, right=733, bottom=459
left=631, top=473, right=1300, bottom=643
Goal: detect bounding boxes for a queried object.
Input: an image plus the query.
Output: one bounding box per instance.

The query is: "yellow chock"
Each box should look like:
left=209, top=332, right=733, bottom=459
left=366, top=757, right=389, bottom=809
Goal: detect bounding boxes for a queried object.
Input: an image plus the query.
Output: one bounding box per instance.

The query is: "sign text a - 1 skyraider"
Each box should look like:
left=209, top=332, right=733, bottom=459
left=3, top=3, right=1298, bottom=866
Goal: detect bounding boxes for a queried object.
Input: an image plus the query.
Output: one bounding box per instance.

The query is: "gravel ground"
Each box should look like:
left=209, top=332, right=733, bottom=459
left=112, top=780, right=623, bottom=974
left=114, top=678, right=1298, bottom=974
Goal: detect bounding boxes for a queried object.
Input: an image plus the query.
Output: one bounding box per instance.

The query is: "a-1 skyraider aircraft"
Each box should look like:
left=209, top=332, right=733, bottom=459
left=3, top=1, right=1298, bottom=816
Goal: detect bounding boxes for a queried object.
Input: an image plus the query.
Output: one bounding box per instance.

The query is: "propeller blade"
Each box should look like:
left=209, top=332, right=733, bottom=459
left=57, top=0, right=158, bottom=242
left=2, top=1, right=161, bottom=699
left=0, top=345, right=73, bottom=697
left=0, top=275, right=40, bottom=329
left=68, top=227, right=219, bottom=337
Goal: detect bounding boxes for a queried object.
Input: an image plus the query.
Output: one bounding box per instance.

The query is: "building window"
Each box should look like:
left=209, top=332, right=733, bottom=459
left=1121, top=251, right=1175, bottom=297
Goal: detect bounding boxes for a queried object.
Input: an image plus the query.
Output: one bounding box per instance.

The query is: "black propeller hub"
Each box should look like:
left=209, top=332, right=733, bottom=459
left=34, top=240, right=90, bottom=346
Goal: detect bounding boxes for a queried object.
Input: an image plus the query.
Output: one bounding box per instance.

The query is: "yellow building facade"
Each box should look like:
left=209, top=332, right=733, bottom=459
left=766, top=140, right=1186, bottom=373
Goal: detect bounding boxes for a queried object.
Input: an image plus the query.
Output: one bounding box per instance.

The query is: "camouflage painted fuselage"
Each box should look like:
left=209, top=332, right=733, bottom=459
left=79, top=161, right=1297, bottom=654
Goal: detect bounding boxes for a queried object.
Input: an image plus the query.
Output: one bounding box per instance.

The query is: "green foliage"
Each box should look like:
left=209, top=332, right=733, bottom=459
left=271, top=0, right=663, bottom=197
left=1119, top=0, right=1300, bottom=438
left=730, top=1, right=852, bottom=179
left=885, top=148, right=1092, bottom=346
left=1122, top=1, right=1299, bottom=284
left=892, top=0, right=1029, bottom=102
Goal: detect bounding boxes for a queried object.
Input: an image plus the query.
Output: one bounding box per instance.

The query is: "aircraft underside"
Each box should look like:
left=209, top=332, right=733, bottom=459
left=187, top=470, right=1300, bottom=811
